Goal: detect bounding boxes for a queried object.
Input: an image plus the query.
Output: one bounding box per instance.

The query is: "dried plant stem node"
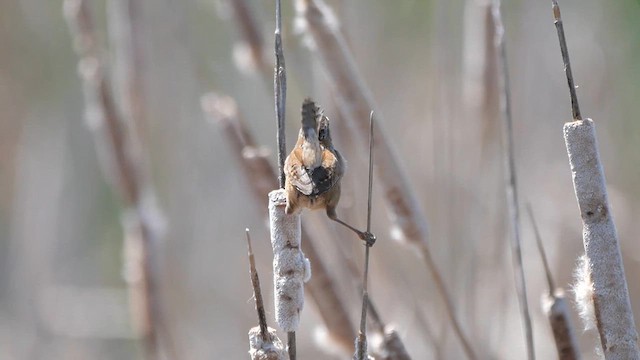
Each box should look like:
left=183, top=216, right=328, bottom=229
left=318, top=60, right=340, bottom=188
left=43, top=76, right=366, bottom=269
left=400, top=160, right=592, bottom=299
left=248, top=326, right=288, bottom=360
left=269, top=189, right=310, bottom=332
left=563, top=119, right=640, bottom=359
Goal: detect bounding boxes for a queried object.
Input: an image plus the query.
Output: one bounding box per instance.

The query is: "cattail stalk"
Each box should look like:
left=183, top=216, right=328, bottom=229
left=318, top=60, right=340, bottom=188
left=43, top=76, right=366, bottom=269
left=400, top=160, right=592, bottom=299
left=491, top=1, right=535, bottom=358
left=64, top=1, right=168, bottom=358
left=549, top=1, right=640, bottom=358
left=564, top=120, right=639, bottom=359
left=268, top=189, right=309, bottom=333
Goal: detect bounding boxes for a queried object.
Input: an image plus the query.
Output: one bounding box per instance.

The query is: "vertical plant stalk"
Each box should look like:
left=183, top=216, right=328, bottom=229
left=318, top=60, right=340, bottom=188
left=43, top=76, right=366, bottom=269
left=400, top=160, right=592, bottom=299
left=563, top=121, right=639, bottom=359
left=367, top=297, right=412, bottom=360
left=64, top=1, right=169, bottom=359
left=107, top=0, right=148, bottom=144
left=272, top=1, right=296, bottom=356
left=228, top=0, right=271, bottom=79
left=269, top=189, right=307, bottom=358
left=246, top=229, right=288, bottom=360
left=354, top=113, right=375, bottom=360
left=247, top=229, right=269, bottom=339
left=202, top=94, right=357, bottom=353
left=550, top=1, right=640, bottom=359
left=527, top=205, right=581, bottom=360
left=296, top=2, right=476, bottom=358
left=491, top=2, right=535, bottom=359
left=274, top=0, right=287, bottom=189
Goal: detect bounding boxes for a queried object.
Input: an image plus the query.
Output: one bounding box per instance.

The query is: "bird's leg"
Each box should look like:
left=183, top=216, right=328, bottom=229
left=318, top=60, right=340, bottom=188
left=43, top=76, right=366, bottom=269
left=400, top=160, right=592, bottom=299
left=326, top=209, right=376, bottom=246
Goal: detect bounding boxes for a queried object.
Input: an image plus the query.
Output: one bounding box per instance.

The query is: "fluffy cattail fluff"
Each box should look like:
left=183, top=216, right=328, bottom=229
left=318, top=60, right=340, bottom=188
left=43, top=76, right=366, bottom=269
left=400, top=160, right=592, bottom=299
left=573, top=255, right=595, bottom=331
left=269, top=189, right=310, bottom=332
left=248, top=326, right=287, bottom=360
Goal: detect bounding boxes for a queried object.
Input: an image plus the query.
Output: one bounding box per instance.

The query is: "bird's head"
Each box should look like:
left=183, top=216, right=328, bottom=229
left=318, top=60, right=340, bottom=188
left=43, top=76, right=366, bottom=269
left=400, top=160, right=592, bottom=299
left=318, top=115, right=333, bottom=147
left=301, top=98, right=319, bottom=140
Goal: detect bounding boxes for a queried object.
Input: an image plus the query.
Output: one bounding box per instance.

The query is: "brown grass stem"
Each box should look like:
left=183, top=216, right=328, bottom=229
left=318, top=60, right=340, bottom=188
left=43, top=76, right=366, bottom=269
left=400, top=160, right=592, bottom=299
left=64, top=1, right=168, bottom=358
left=491, top=1, right=535, bottom=359
left=228, top=0, right=271, bottom=78
left=246, top=229, right=269, bottom=340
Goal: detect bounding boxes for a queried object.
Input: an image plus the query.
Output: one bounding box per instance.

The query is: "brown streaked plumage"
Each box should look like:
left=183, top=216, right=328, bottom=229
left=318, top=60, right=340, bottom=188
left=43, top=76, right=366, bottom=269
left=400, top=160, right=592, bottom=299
left=284, top=98, right=375, bottom=246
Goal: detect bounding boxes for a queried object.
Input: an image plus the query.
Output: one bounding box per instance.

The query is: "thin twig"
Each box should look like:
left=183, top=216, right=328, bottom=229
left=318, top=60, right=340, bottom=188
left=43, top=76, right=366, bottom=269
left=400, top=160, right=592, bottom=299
left=274, top=0, right=287, bottom=189
left=246, top=229, right=269, bottom=340
left=491, top=1, right=535, bottom=359
left=526, top=204, right=555, bottom=295
left=64, top=1, right=167, bottom=359
left=551, top=0, right=581, bottom=120
left=354, top=112, right=375, bottom=360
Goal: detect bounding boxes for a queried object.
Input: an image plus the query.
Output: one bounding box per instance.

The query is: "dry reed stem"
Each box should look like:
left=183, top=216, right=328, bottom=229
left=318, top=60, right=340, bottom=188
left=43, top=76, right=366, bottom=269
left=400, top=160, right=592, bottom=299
left=491, top=2, right=535, bottom=359
left=295, top=1, right=476, bottom=358
left=343, top=251, right=412, bottom=360
left=202, top=93, right=357, bottom=354
left=463, top=0, right=499, bottom=156
left=228, top=0, right=271, bottom=80
left=563, top=120, right=639, bottom=359
left=246, top=229, right=269, bottom=340
left=246, top=229, right=288, bottom=360
left=549, top=2, right=640, bottom=358
left=274, top=0, right=287, bottom=189
left=107, top=0, right=148, bottom=147
left=527, top=205, right=580, bottom=359
left=366, top=297, right=412, bottom=360
left=64, top=1, right=167, bottom=358
left=353, top=114, right=375, bottom=360
left=542, top=291, right=581, bottom=360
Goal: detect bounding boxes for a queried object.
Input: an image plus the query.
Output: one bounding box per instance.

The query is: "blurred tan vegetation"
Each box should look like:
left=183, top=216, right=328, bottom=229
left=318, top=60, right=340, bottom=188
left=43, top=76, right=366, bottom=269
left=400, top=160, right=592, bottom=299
left=1, top=0, right=640, bottom=359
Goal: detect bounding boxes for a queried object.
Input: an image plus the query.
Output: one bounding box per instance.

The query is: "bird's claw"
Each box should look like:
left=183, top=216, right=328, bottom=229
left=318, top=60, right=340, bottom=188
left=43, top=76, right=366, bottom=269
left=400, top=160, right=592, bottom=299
left=360, top=231, right=376, bottom=247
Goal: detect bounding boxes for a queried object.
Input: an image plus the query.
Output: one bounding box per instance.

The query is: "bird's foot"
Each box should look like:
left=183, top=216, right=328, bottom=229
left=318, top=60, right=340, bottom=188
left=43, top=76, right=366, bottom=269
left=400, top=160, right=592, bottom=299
left=359, top=231, right=376, bottom=247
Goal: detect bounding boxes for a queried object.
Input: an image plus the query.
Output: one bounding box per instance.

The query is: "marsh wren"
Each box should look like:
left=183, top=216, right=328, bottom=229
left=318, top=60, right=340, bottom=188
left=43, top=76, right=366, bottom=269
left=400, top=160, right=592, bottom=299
left=284, top=98, right=376, bottom=246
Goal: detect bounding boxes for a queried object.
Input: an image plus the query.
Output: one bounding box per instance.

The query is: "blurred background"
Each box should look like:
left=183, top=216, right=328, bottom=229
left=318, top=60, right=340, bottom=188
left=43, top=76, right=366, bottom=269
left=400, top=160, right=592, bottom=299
left=1, top=0, right=640, bottom=358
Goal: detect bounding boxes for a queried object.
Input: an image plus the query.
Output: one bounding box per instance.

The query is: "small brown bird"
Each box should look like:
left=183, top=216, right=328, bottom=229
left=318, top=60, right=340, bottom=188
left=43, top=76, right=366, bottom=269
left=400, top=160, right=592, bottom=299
left=284, top=98, right=375, bottom=246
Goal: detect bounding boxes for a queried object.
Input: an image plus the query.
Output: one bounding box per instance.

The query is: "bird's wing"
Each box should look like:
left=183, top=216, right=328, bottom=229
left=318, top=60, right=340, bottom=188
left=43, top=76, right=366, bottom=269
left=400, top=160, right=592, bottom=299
left=310, top=149, right=343, bottom=196
left=285, top=153, right=314, bottom=196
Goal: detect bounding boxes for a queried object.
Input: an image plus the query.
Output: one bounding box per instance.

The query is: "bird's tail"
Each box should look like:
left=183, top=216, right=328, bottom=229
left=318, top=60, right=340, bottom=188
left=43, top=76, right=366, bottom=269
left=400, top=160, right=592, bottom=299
left=301, top=98, right=319, bottom=135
